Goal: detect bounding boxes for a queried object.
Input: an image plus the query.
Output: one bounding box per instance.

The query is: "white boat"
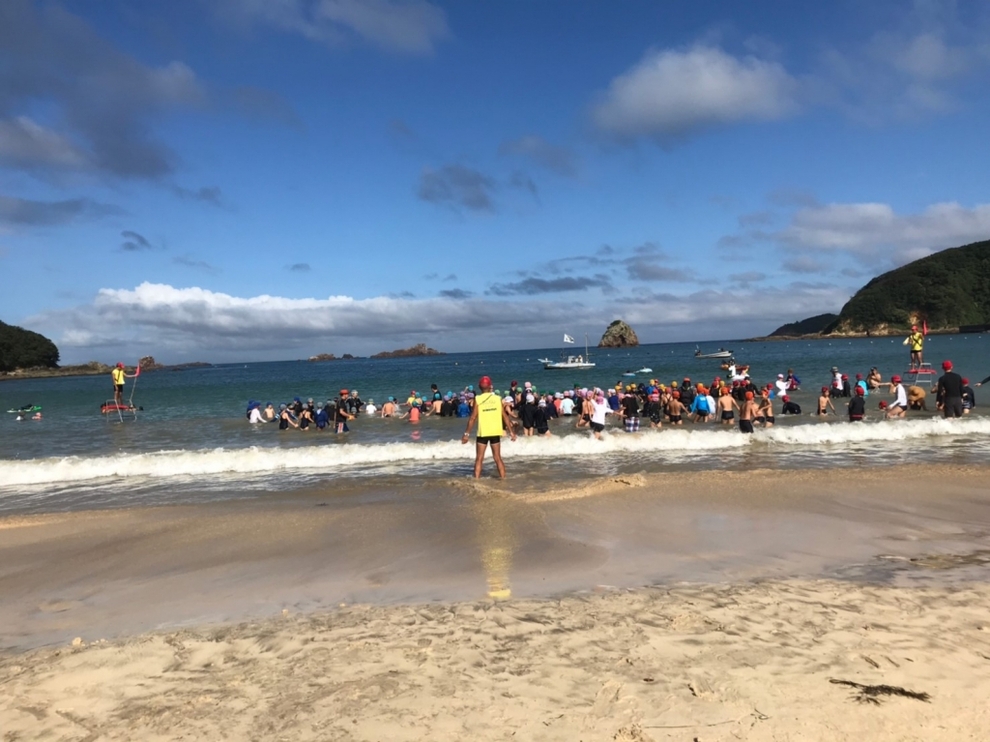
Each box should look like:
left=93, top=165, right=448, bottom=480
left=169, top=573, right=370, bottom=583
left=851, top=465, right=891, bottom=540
left=543, top=333, right=596, bottom=370
left=636, top=367, right=652, bottom=374
left=694, top=346, right=734, bottom=359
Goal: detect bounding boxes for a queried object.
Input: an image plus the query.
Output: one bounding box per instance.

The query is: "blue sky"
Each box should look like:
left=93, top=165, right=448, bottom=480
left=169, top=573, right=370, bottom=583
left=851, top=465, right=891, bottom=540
left=2, top=0, right=989, bottom=362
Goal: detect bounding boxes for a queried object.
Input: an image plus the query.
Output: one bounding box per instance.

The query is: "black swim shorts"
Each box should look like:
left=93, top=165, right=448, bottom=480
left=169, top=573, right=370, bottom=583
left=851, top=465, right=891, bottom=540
left=476, top=435, right=501, bottom=445
left=739, top=420, right=754, bottom=434
left=590, top=422, right=605, bottom=433
left=943, top=398, right=963, bottom=418
left=721, top=411, right=734, bottom=420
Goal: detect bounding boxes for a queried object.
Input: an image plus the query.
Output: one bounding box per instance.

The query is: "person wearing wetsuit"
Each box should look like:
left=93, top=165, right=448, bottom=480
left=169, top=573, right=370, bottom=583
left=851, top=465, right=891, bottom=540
left=936, top=360, right=964, bottom=418
left=962, top=379, right=975, bottom=413
left=780, top=396, right=802, bottom=415
left=848, top=387, right=866, bottom=421
left=519, top=394, right=539, bottom=436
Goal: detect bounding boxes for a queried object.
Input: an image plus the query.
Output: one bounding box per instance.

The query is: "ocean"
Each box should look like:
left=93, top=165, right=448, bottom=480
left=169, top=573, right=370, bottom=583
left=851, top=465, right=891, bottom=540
left=2, top=335, right=989, bottom=515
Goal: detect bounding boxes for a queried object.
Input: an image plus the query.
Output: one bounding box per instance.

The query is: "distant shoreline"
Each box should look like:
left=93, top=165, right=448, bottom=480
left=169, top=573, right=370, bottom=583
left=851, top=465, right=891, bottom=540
left=0, top=362, right=211, bottom=382
left=743, top=328, right=970, bottom=342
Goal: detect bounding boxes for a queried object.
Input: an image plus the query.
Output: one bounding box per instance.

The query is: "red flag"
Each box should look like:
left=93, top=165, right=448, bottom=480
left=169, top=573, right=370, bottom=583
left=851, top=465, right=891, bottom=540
left=922, top=320, right=928, bottom=336
left=134, top=361, right=142, bottom=377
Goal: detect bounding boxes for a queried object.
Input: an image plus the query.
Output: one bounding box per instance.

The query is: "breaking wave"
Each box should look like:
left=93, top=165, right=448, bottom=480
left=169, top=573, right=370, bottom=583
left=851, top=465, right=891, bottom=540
left=2, top=417, right=989, bottom=488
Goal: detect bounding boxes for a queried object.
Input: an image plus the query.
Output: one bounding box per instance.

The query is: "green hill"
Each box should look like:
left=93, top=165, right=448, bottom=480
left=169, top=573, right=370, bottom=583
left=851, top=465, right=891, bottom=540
left=828, top=239, right=990, bottom=334
left=0, top=321, right=60, bottom=372
left=770, top=313, right=839, bottom=337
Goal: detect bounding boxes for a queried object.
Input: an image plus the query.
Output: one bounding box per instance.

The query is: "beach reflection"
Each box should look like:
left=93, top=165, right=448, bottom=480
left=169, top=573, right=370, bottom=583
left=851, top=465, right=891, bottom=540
left=470, top=496, right=519, bottom=600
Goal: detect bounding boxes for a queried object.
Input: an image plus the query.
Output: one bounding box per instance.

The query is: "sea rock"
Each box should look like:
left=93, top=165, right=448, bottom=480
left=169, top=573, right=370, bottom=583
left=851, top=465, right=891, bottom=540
left=598, top=320, right=639, bottom=348
left=309, top=353, right=338, bottom=362
left=371, top=343, right=444, bottom=359
left=139, top=356, right=164, bottom=371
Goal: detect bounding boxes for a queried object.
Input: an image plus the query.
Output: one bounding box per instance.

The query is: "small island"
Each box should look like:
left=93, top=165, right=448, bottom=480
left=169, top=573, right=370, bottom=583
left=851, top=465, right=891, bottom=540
left=371, top=343, right=444, bottom=359
left=598, top=320, right=639, bottom=348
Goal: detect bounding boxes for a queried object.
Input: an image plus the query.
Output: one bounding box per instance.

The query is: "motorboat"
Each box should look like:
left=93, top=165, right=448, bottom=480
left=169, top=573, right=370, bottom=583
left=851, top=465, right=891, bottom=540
left=695, top=346, right=734, bottom=359
left=543, top=333, right=596, bottom=370
left=636, top=367, right=653, bottom=374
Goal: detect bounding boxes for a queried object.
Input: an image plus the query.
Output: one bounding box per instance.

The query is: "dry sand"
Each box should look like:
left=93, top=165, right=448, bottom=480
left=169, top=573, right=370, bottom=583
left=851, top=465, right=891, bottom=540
left=3, top=576, right=990, bottom=741
left=2, top=464, right=990, bottom=739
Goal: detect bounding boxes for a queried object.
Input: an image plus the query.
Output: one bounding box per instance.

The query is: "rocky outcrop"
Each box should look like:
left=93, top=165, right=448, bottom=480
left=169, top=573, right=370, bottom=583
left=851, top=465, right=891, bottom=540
left=598, top=320, right=639, bottom=348
left=371, top=343, right=444, bottom=359
left=138, top=356, right=211, bottom=371
left=309, top=353, right=338, bottom=362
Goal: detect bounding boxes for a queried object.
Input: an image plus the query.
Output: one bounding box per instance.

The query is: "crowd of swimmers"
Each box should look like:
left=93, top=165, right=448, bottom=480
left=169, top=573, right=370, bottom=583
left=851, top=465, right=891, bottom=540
left=244, top=358, right=978, bottom=437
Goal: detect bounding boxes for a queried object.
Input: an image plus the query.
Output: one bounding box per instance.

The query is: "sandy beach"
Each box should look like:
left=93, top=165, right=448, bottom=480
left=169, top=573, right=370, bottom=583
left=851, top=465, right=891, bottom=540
left=2, top=464, right=990, bottom=739
left=3, top=576, right=990, bottom=741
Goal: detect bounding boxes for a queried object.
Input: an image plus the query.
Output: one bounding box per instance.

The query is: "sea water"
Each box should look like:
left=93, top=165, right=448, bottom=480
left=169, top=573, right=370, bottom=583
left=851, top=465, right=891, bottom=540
left=1, top=336, right=989, bottom=514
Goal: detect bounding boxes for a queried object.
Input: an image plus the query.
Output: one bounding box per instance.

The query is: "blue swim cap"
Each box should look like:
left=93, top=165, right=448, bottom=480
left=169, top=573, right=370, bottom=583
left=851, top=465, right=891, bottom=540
left=388, top=396, right=395, bottom=401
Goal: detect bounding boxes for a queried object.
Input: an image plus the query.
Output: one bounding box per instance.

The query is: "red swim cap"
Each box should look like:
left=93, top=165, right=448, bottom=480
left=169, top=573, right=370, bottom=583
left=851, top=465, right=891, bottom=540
left=745, top=391, right=755, bottom=400
left=856, top=386, right=864, bottom=395
left=479, top=375, right=492, bottom=389
left=942, top=360, right=952, bottom=370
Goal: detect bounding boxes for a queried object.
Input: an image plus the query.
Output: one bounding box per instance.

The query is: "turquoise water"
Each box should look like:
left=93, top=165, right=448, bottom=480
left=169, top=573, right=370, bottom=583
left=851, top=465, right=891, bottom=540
left=1, top=336, right=988, bottom=514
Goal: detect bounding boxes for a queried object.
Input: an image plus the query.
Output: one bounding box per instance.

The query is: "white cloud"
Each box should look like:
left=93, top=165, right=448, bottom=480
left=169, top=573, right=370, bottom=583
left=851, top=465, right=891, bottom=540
left=231, top=0, right=449, bottom=54
left=29, top=281, right=851, bottom=363
left=591, top=45, right=798, bottom=143
left=776, top=201, right=990, bottom=264
left=0, top=117, right=88, bottom=170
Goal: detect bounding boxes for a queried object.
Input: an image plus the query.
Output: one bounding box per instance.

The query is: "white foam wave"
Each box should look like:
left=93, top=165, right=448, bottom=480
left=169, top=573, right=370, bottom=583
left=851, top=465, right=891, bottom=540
left=2, top=417, right=989, bottom=488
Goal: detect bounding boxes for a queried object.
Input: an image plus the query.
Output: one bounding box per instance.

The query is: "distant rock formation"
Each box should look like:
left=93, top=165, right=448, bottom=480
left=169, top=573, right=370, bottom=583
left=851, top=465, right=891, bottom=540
left=138, top=355, right=211, bottom=371
left=309, top=353, right=338, bottom=362
left=598, top=320, right=639, bottom=348
left=769, top=313, right=839, bottom=337
left=371, top=343, right=444, bottom=359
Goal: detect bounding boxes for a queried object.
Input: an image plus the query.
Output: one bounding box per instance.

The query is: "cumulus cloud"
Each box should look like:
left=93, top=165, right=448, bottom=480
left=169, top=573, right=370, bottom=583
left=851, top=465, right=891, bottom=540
left=0, top=1, right=210, bottom=183
left=487, top=275, right=612, bottom=296
left=498, top=135, right=579, bottom=177
left=774, top=201, right=990, bottom=265
left=815, top=14, right=990, bottom=123
left=228, top=0, right=449, bottom=54
left=28, top=281, right=852, bottom=362
left=592, top=45, right=798, bottom=144
left=0, top=195, right=121, bottom=227
left=417, top=164, right=496, bottom=212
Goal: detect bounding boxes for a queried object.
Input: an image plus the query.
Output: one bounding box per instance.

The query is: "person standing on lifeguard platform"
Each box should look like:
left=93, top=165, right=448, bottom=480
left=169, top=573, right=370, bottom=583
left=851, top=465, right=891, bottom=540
left=906, top=324, right=925, bottom=370
left=111, top=362, right=137, bottom=406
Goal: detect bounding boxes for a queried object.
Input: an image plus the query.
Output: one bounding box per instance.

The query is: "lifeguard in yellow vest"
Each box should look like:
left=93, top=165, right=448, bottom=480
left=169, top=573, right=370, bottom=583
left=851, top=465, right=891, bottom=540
left=462, top=375, right=517, bottom=479
left=111, top=362, right=136, bottom=405
left=907, top=325, right=924, bottom=369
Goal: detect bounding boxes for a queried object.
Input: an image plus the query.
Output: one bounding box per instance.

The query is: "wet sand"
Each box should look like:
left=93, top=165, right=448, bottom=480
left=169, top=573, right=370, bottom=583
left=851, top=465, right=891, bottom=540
left=2, top=464, right=989, bottom=650
left=2, top=465, right=990, bottom=739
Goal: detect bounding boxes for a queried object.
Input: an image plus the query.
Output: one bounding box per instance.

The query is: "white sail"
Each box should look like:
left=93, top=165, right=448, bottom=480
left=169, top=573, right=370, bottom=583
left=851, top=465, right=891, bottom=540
left=563, top=333, right=575, bottom=344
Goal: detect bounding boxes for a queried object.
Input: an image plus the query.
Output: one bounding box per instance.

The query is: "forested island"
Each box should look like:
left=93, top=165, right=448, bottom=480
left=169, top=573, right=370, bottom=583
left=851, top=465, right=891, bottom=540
left=0, top=321, right=59, bottom=373
left=754, top=239, right=990, bottom=340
